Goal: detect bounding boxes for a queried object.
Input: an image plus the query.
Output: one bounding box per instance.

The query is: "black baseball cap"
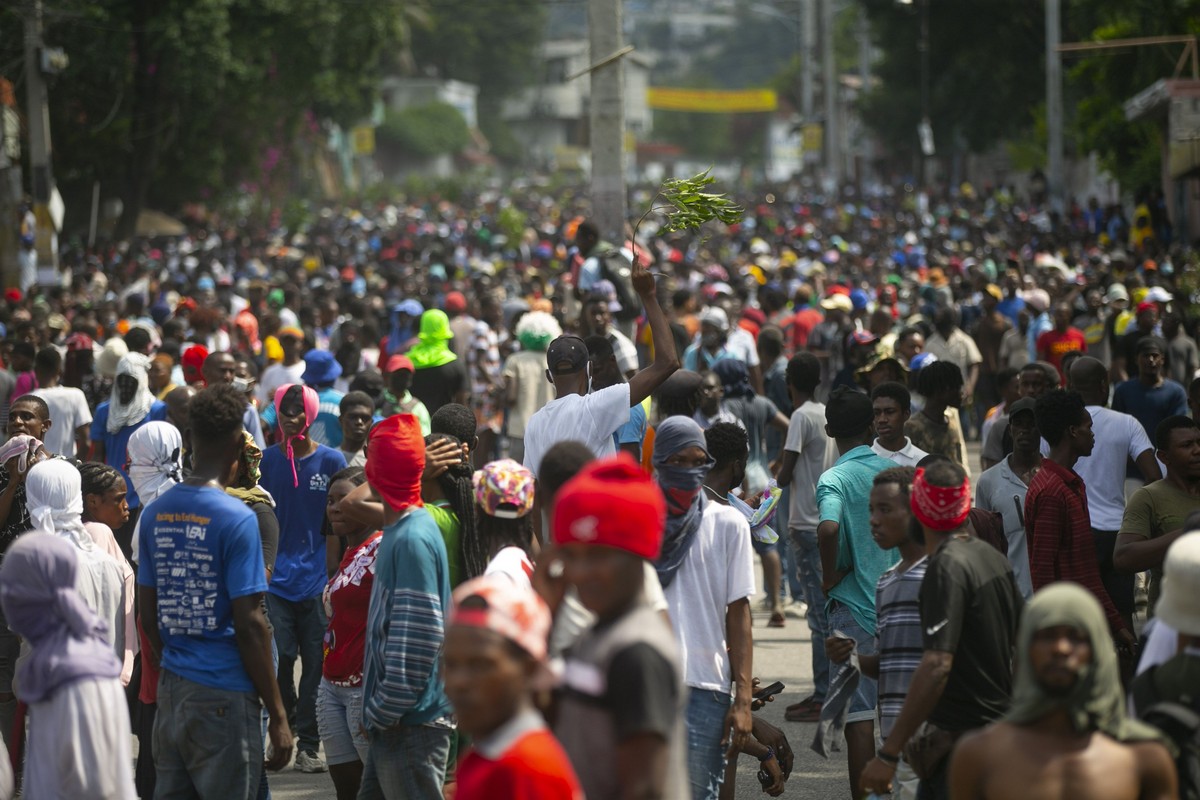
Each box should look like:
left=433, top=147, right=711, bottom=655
left=1008, top=396, right=1037, bottom=420
left=546, top=335, right=589, bottom=376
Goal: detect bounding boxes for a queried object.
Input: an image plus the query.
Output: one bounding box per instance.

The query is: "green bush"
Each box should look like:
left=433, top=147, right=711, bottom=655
left=378, top=102, right=471, bottom=158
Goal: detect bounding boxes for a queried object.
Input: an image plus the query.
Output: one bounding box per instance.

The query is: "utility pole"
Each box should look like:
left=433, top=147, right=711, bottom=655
left=821, top=0, right=839, bottom=187
left=856, top=4, right=870, bottom=185
left=588, top=0, right=627, bottom=244
left=1045, top=0, right=1064, bottom=213
left=24, top=0, right=57, bottom=289
left=918, top=0, right=931, bottom=185
left=0, top=72, right=21, bottom=291
left=802, top=0, right=816, bottom=123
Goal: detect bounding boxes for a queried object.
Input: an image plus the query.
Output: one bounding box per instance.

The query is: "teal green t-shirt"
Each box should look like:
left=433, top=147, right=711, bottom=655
left=817, top=445, right=900, bottom=635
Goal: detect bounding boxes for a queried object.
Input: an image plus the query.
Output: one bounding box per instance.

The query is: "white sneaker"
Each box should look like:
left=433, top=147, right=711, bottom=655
left=294, top=749, right=327, bottom=773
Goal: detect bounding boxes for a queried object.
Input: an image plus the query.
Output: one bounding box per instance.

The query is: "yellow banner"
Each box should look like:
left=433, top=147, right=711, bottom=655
left=351, top=126, right=375, bottom=156
left=801, top=123, right=823, bottom=152
left=647, top=87, right=778, bottom=113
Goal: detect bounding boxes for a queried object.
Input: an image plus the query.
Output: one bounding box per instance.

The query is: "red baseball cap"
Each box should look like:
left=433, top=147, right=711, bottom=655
left=385, top=354, right=414, bottom=374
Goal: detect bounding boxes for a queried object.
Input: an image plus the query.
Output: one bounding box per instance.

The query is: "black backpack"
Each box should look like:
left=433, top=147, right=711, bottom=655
left=1133, top=663, right=1200, bottom=800
left=596, top=247, right=641, bottom=322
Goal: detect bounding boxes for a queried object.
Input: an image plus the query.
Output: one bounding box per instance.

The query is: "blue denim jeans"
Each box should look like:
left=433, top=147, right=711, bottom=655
left=826, top=600, right=879, bottom=723
left=779, top=488, right=804, bottom=600
left=685, top=688, right=732, bottom=800
left=357, top=724, right=452, bottom=800
left=267, top=593, right=326, bottom=752
left=317, top=679, right=369, bottom=766
left=792, top=529, right=830, bottom=702
left=153, top=670, right=263, bottom=800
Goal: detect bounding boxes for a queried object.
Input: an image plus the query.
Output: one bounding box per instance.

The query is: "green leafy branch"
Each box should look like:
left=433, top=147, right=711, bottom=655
left=632, top=169, right=743, bottom=245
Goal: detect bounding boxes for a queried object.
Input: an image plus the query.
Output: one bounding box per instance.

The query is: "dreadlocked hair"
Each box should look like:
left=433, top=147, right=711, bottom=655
left=475, top=513, right=534, bottom=576
left=425, top=433, right=479, bottom=577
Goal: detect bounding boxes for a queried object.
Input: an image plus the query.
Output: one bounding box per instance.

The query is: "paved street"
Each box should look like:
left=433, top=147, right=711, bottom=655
left=266, top=599, right=845, bottom=799
left=269, top=441, right=983, bottom=798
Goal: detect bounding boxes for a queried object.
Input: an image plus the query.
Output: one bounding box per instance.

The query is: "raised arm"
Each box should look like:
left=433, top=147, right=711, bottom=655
left=627, top=267, right=680, bottom=408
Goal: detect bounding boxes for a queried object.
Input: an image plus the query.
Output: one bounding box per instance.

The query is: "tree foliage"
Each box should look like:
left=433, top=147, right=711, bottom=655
left=1064, top=0, right=1200, bottom=193
left=858, top=0, right=1044, bottom=163
left=407, top=0, right=545, bottom=162
left=2, top=0, right=414, bottom=235
left=378, top=102, right=471, bottom=158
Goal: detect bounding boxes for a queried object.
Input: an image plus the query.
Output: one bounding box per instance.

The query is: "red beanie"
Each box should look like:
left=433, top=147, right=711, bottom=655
left=552, top=454, right=666, bottom=561
left=366, top=414, right=425, bottom=512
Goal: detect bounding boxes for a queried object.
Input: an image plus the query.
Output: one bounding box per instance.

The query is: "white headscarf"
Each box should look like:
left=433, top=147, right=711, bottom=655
left=107, top=353, right=155, bottom=434
left=127, top=422, right=182, bottom=506
left=26, top=459, right=93, bottom=551
left=128, top=422, right=182, bottom=560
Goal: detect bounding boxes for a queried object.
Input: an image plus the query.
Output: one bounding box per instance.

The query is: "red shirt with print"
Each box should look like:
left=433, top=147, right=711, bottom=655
left=322, top=531, right=383, bottom=685
left=1036, top=327, right=1087, bottom=378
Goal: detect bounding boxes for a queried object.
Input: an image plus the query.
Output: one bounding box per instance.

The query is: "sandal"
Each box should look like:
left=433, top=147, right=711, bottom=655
left=768, top=611, right=786, bottom=628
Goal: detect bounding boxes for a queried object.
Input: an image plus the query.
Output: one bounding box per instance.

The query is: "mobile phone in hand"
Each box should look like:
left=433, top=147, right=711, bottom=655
left=753, top=680, right=785, bottom=702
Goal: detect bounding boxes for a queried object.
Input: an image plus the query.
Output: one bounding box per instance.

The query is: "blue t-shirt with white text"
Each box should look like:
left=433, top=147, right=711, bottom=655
left=136, top=484, right=266, bottom=692
left=261, top=443, right=347, bottom=601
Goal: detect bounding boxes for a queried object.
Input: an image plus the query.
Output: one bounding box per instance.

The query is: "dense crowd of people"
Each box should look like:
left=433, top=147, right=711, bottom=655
left=0, top=180, right=1197, bottom=800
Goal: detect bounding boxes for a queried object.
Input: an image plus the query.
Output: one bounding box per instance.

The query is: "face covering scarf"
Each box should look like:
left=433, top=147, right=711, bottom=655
left=1004, top=582, right=1164, bottom=744
left=127, top=421, right=183, bottom=557
left=26, top=458, right=93, bottom=552
left=107, top=352, right=155, bottom=434
left=0, top=533, right=121, bottom=704
left=652, top=416, right=715, bottom=589
left=274, top=384, right=319, bottom=488
left=227, top=431, right=275, bottom=508
left=365, top=414, right=426, bottom=513
left=127, top=421, right=182, bottom=507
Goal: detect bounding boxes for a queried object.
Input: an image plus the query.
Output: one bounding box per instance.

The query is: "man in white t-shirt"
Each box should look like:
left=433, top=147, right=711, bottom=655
left=1068, top=356, right=1161, bottom=631
left=653, top=416, right=755, bottom=800
left=522, top=261, right=678, bottom=476
left=774, top=352, right=834, bottom=722
left=29, top=346, right=92, bottom=459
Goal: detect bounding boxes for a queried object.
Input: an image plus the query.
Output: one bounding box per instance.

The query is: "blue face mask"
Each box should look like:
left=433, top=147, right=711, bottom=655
left=656, top=461, right=713, bottom=516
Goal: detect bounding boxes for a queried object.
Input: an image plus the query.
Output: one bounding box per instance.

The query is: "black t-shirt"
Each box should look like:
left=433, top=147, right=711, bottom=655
left=606, top=642, right=679, bottom=741
left=410, top=359, right=468, bottom=416
left=921, top=535, right=1024, bottom=732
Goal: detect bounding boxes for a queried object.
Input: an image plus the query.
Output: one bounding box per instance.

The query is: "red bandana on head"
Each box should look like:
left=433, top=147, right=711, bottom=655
left=911, top=467, right=971, bottom=531
left=366, top=414, right=426, bottom=513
